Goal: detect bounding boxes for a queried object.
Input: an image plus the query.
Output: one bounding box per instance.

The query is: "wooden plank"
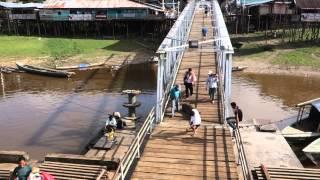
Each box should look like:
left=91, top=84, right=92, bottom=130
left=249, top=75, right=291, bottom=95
left=136, top=161, right=237, bottom=172
left=269, top=171, right=320, bottom=178
left=39, top=167, right=98, bottom=179
left=268, top=169, right=320, bottom=175
left=134, top=166, right=238, bottom=178
left=142, top=152, right=236, bottom=162
left=140, top=156, right=237, bottom=167
left=40, top=165, right=101, bottom=174
left=144, top=143, right=233, bottom=152
left=143, top=147, right=235, bottom=156
left=92, top=136, right=117, bottom=150
left=43, top=161, right=103, bottom=168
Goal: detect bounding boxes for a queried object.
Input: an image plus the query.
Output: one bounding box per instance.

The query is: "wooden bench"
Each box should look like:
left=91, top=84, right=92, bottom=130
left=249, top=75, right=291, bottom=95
left=0, top=169, right=11, bottom=180
left=40, top=161, right=108, bottom=180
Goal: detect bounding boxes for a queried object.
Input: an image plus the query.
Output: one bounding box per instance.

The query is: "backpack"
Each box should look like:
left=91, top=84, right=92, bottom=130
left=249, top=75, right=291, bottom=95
left=237, top=109, right=243, bottom=122
left=183, top=73, right=189, bottom=84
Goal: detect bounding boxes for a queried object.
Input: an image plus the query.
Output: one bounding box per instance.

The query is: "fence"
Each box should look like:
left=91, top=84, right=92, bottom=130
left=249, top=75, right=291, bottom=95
left=112, top=107, right=155, bottom=180
left=211, top=0, right=251, bottom=179
left=156, top=0, right=195, bottom=123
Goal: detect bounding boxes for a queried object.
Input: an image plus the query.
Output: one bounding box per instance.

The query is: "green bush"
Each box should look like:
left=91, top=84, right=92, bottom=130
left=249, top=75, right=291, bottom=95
left=45, top=39, right=83, bottom=60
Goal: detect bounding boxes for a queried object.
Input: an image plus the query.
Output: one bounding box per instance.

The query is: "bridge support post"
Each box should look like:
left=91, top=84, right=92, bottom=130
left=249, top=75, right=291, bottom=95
left=156, top=52, right=166, bottom=123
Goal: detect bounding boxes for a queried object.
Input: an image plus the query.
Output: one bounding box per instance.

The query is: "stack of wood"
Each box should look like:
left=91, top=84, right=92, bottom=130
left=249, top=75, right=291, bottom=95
left=0, top=169, right=11, bottom=180
left=39, top=161, right=108, bottom=180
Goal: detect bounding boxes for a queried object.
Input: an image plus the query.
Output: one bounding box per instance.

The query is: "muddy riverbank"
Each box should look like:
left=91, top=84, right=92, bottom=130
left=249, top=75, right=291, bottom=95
left=233, top=60, right=320, bottom=77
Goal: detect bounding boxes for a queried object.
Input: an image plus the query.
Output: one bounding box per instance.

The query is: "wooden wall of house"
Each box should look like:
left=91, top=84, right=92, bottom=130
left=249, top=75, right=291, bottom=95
left=0, top=7, right=170, bottom=38
left=1, top=18, right=173, bottom=39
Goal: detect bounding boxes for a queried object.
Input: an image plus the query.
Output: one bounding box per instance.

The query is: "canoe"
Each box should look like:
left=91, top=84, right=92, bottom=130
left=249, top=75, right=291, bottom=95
left=281, top=126, right=320, bottom=141
left=280, top=98, right=320, bottom=142
left=232, top=66, right=248, bottom=72
left=16, top=62, right=75, bottom=78
left=55, top=62, right=105, bottom=70
left=303, top=137, right=320, bottom=166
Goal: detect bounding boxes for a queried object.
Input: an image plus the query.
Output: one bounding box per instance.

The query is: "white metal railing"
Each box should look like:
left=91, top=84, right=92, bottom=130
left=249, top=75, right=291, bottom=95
left=234, top=126, right=252, bottom=180
left=112, top=107, right=156, bottom=180
left=211, top=1, right=251, bottom=179
left=156, top=0, right=196, bottom=123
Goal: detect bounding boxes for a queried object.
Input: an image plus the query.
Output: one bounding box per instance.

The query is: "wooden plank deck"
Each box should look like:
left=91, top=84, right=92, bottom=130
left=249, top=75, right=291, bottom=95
left=131, top=9, right=239, bottom=180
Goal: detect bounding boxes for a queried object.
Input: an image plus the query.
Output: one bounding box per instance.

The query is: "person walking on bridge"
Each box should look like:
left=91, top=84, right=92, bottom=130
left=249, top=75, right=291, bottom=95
left=183, top=68, right=197, bottom=98
left=204, top=5, right=209, bottom=17
left=170, top=84, right=181, bottom=117
left=186, top=108, right=202, bottom=137
left=202, top=27, right=208, bottom=40
left=206, top=70, right=218, bottom=104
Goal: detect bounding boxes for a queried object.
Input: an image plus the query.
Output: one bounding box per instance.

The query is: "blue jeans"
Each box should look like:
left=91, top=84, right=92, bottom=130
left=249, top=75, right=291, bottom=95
left=172, top=97, right=179, bottom=117
left=209, top=88, right=216, bottom=100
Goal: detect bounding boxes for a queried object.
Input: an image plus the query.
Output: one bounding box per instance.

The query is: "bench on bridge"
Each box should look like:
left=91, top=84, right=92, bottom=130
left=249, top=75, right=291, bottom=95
left=39, top=161, right=108, bottom=180
left=0, top=169, right=11, bottom=180
left=42, top=153, right=120, bottom=179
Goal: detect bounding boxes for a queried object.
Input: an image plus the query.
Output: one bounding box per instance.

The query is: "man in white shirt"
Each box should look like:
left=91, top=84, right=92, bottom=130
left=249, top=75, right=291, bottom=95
left=186, top=109, right=201, bottom=136
left=206, top=70, right=218, bottom=104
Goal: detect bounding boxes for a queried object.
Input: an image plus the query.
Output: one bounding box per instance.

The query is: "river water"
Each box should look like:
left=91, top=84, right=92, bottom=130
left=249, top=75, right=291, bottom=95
left=232, top=72, right=320, bottom=167
left=0, top=63, right=157, bottom=160
left=232, top=73, right=320, bottom=123
left=1, top=65, right=320, bottom=163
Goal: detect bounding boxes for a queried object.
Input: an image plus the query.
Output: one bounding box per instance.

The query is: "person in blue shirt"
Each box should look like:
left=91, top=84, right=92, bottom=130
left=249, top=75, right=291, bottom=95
left=170, top=84, right=181, bottom=117
left=202, top=27, right=208, bottom=40
left=11, top=156, right=32, bottom=180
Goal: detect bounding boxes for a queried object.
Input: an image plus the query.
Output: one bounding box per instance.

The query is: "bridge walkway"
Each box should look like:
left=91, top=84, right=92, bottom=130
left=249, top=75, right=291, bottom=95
left=131, top=7, right=239, bottom=180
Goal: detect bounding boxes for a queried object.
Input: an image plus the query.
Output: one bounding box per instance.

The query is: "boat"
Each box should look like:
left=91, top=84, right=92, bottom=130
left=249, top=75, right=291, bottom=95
left=303, top=137, right=320, bottom=166
left=232, top=66, right=248, bottom=72
left=16, top=62, right=75, bottom=78
left=55, top=62, right=105, bottom=70
left=279, top=98, right=320, bottom=142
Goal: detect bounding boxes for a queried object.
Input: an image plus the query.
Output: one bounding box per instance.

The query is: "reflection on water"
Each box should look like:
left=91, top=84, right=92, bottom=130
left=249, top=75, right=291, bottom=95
left=232, top=72, right=320, bottom=168
left=232, top=73, right=320, bottom=123
left=0, top=63, right=157, bottom=159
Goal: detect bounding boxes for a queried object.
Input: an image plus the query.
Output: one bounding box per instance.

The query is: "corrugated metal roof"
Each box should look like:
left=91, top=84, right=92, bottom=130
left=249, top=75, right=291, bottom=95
left=238, top=0, right=274, bottom=6
left=296, top=0, right=320, bottom=9
left=0, top=2, right=43, bottom=8
left=43, top=0, right=149, bottom=9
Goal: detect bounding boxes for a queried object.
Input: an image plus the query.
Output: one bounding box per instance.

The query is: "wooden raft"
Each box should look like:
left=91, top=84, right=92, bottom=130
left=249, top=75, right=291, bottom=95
left=131, top=9, right=239, bottom=180
left=253, top=165, right=320, bottom=180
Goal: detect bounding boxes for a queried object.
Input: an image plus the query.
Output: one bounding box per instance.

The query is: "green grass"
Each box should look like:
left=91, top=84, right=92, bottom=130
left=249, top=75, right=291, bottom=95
left=0, top=35, right=139, bottom=59
left=273, top=46, right=320, bottom=67
left=232, top=33, right=320, bottom=68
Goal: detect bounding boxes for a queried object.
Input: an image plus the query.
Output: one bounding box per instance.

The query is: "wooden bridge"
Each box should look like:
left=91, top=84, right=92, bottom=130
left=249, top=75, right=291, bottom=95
left=130, top=6, right=238, bottom=180
left=0, top=1, right=242, bottom=180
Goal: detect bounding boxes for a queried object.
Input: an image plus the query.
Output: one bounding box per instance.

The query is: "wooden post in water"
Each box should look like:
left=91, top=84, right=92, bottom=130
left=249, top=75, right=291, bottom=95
left=1, top=72, right=5, bottom=98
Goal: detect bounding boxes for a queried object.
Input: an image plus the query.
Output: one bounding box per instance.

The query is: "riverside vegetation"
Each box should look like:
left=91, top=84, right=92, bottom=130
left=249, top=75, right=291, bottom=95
left=232, top=32, right=320, bottom=75
left=0, top=35, right=159, bottom=67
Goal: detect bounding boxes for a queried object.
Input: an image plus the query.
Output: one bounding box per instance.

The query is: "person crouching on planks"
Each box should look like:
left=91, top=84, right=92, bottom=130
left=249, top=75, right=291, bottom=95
left=186, top=108, right=202, bottom=137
